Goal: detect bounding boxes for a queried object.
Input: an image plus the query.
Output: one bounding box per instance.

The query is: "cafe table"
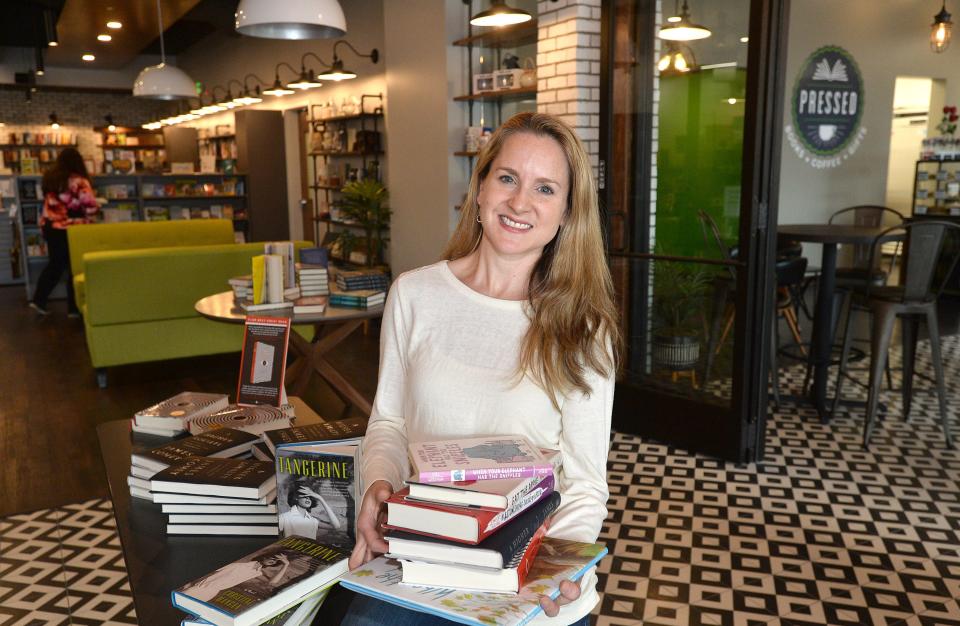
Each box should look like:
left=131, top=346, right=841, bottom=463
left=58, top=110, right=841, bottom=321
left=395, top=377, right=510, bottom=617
left=776, top=224, right=896, bottom=422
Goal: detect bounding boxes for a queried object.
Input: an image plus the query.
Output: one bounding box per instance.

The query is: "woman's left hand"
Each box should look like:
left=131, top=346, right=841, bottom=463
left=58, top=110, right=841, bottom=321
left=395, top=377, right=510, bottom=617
left=539, top=579, right=580, bottom=617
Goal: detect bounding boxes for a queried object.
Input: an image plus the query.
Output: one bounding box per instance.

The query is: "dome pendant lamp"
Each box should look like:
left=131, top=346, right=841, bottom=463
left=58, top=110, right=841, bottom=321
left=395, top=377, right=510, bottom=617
left=931, top=1, right=953, bottom=53
left=235, top=0, right=346, bottom=39
left=470, top=1, right=533, bottom=27
left=133, top=0, right=197, bottom=99
left=658, top=0, right=711, bottom=41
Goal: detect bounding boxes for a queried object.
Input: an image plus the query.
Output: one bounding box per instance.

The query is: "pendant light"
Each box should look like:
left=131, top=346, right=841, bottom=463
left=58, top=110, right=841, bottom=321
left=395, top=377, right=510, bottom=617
left=658, top=0, right=711, bottom=41
left=315, top=41, right=379, bottom=81
left=932, top=1, right=953, bottom=52
left=263, top=63, right=298, bottom=96
left=470, top=1, right=533, bottom=27
left=235, top=0, right=346, bottom=39
left=656, top=42, right=697, bottom=74
left=133, top=0, right=197, bottom=99
left=233, top=75, right=265, bottom=105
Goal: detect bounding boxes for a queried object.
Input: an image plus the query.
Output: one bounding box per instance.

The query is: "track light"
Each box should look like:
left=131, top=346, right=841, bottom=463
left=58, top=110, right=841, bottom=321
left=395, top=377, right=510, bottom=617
left=43, top=9, right=58, bottom=47
left=35, top=48, right=45, bottom=76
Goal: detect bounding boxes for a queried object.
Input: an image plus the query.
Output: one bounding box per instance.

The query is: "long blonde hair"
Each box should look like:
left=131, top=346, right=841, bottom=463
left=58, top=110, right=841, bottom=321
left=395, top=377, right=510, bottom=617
left=443, top=112, right=621, bottom=406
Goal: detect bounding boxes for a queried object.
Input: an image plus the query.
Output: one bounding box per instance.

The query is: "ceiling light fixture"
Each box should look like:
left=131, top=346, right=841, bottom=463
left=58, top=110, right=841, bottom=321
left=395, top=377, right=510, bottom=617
left=233, top=75, right=265, bottom=105
left=740, top=36, right=749, bottom=43
left=656, top=42, right=697, bottom=74
left=133, top=0, right=197, bottom=99
left=658, top=0, right=711, bottom=41
left=235, top=0, right=346, bottom=39
left=105, top=115, right=116, bottom=131
left=263, top=63, right=298, bottom=96
left=35, top=48, right=45, bottom=76
left=932, top=1, right=953, bottom=52
left=49, top=113, right=60, bottom=129
left=287, top=58, right=323, bottom=89
left=470, top=1, right=533, bottom=27
left=43, top=9, right=58, bottom=47
left=97, top=34, right=112, bottom=42
left=82, top=54, right=95, bottom=61
left=315, top=40, right=379, bottom=81
left=107, top=21, right=122, bottom=29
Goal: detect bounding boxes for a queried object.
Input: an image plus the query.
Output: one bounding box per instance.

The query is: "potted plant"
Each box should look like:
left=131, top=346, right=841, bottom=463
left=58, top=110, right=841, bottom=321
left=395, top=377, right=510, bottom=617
left=650, top=259, right=712, bottom=372
left=333, top=179, right=391, bottom=268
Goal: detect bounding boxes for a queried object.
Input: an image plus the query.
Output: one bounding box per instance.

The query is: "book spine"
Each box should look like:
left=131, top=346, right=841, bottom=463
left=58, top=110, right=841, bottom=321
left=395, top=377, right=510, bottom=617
left=515, top=525, right=547, bottom=588
left=505, top=473, right=555, bottom=511
left=415, top=464, right=553, bottom=484
left=482, top=485, right=555, bottom=537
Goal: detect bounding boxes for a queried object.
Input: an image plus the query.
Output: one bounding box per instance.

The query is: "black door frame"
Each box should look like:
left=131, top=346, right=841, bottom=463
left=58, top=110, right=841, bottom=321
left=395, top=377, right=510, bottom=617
left=598, top=0, right=790, bottom=463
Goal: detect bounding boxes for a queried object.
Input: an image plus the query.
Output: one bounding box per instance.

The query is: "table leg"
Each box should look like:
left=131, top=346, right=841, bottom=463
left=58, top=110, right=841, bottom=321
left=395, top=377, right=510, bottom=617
left=285, top=320, right=373, bottom=416
left=810, top=243, right=837, bottom=422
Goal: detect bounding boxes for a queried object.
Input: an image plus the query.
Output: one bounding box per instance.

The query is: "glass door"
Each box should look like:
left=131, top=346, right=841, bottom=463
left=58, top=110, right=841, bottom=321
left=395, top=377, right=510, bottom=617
left=600, top=0, right=787, bottom=462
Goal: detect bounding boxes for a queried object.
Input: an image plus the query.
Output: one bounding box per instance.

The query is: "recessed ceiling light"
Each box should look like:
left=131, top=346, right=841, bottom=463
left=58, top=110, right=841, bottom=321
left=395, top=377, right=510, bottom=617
left=48, top=41, right=58, bottom=47
left=98, top=34, right=112, bottom=42
left=740, top=36, right=749, bottom=43
left=82, top=54, right=95, bottom=61
left=106, top=21, right=122, bottom=29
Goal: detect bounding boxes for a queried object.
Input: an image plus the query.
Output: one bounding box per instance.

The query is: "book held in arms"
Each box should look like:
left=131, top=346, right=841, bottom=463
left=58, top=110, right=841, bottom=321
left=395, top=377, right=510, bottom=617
left=134, top=392, right=229, bottom=434
left=340, top=538, right=608, bottom=626
left=328, top=286, right=385, bottom=309
left=409, top=435, right=553, bottom=484
left=275, top=438, right=363, bottom=551
left=172, top=535, right=349, bottom=626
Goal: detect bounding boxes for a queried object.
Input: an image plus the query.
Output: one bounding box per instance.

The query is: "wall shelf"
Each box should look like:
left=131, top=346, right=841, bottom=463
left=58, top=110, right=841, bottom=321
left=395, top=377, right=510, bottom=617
left=452, top=20, right=537, bottom=48
left=308, top=150, right=385, bottom=157
left=454, top=86, right=537, bottom=102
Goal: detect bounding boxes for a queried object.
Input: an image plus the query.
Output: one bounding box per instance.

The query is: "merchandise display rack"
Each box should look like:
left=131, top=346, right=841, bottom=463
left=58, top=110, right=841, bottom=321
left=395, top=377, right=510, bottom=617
left=912, top=159, right=960, bottom=217
left=0, top=175, right=23, bottom=286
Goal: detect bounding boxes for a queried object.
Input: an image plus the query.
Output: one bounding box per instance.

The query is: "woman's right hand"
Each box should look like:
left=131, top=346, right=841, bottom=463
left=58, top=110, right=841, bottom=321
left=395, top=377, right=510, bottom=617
left=348, top=480, right=394, bottom=571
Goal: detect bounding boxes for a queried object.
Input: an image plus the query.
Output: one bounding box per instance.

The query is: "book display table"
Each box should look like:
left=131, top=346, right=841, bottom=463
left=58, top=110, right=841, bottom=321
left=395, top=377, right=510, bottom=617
left=97, top=398, right=354, bottom=624
left=195, top=291, right=383, bottom=416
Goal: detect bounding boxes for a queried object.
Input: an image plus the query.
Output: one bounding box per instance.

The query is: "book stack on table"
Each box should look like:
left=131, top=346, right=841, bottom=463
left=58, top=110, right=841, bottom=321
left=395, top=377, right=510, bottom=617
left=228, top=275, right=253, bottom=302
left=131, top=391, right=229, bottom=437
left=296, top=263, right=329, bottom=297
left=333, top=268, right=390, bottom=292
left=339, top=435, right=609, bottom=625
left=328, top=287, right=385, bottom=309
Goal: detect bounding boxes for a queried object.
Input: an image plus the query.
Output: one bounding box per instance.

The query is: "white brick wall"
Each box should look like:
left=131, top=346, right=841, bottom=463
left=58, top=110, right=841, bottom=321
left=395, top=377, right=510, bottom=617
left=536, top=0, right=602, bottom=172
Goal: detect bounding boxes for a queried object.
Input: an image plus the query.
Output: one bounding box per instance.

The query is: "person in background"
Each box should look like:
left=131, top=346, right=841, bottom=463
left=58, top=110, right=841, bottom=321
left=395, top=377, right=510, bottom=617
left=344, top=112, right=621, bottom=626
left=29, top=147, right=99, bottom=317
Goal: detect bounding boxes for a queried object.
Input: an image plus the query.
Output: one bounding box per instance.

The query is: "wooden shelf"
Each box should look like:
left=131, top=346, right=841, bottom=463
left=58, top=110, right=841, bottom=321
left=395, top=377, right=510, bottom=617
left=454, top=151, right=479, bottom=157
left=310, top=184, right=343, bottom=191
left=0, top=144, right=77, bottom=149
left=308, top=151, right=384, bottom=157
left=142, top=195, right=244, bottom=201
left=454, top=86, right=537, bottom=102
left=311, top=112, right=383, bottom=124
left=102, top=145, right=165, bottom=150
left=452, top=20, right=538, bottom=48
left=198, top=135, right=236, bottom=141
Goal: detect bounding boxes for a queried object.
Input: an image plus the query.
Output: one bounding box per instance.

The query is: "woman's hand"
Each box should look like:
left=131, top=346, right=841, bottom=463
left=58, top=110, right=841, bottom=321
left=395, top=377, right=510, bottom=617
left=348, top=480, right=394, bottom=571
left=539, top=579, right=581, bottom=617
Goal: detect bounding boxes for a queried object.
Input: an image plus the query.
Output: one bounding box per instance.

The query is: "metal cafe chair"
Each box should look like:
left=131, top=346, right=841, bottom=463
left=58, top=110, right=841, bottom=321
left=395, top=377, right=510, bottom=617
left=831, top=221, right=960, bottom=449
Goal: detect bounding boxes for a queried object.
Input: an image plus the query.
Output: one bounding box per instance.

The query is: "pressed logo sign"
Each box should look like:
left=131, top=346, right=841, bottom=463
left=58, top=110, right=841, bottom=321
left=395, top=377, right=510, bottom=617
left=785, top=45, right=866, bottom=169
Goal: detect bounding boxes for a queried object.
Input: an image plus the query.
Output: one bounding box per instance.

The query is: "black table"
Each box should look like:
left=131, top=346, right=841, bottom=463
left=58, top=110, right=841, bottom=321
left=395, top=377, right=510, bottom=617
left=777, top=224, right=895, bottom=421
left=97, top=406, right=356, bottom=624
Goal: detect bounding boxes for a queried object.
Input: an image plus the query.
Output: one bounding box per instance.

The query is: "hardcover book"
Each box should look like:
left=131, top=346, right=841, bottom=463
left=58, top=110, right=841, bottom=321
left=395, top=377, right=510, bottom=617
left=275, top=443, right=362, bottom=551
left=340, top=538, right=608, bottom=626
left=190, top=405, right=291, bottom=437
left=178, top=590, right=327, bottom=626
left=263, top=418, right=366, bottom=455
left=150, top=457, right=276, bottom=500
left=135, top=392, right=229, bottom=431
left=408, top=436, right=553, bottom=484
left=385, top=489, right=561, bottom=569
left=398, top=523, right=546, bottom=594
left=131, top=428, right=260, bottom=475
left=167, top=524, right=279, bottom=537
left=172, top=535, right=349, bottom=626
left=152, top=491, right=276, bottom=506
left=384, top=489, right=559, bottom=545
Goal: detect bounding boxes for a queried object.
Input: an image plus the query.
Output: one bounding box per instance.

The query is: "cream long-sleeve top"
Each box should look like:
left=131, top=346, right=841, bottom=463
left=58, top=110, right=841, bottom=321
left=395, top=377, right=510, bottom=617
left=360, top=261, right=614, bottom=625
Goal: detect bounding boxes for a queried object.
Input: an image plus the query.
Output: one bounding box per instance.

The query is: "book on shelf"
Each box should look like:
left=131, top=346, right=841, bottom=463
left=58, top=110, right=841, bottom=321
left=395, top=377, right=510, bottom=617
left=189, top=404, right=291, bottom=437
left=340, top=538, right=608, bottom=626
left=134, top=391, right=230, bottom=433
left=262, top=417, right=366, bottom=455
left=172, top=536, right=349, bottom=626
left=275, top=441, right=362, bottom=551
left=398, top=522, right=547, bottom=594
left=292, top=296, right=326, bottom=315
left=385, top=486, right=561, bottom=569
left=408, top=435, right=553, bottom=484
left=150, top=457, right=276, bottom=500
left=405, top=449, right=559, bottom=510
left=131, top=427, right=259, bottom=476
left=385, top=488, right=559, bottom=545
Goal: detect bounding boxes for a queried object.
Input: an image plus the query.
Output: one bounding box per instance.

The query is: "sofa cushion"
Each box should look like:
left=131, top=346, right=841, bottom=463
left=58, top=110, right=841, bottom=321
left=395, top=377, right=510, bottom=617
left=67, top=219, right=235, bottom=275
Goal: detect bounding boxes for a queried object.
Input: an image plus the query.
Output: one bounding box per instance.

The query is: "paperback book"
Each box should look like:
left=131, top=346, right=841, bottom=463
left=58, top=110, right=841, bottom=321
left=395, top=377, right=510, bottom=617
left=135, top=392, right=229, bottom=432
left=131, top=428, right=260, bottom=476
left=181, top=590, right=327, bottom=626
left=275, top=442, right=362, bottom=550
left=263, top=417, right=366, bottom=455
left=172, top=535, right=349, bottom=626
left=150, top=457, right=276, bottom=500
left=408, top=436, right=553, bottom=484
left=328, top=287, right=385, bottom=309
left=340, top=538, right=608, bottom=626
left=190, top=405, right=291, bottom=437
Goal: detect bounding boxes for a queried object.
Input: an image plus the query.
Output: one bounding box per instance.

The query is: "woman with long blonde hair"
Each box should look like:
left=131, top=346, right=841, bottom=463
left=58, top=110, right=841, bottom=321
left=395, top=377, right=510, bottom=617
left=345, top=112, right=621, bottom=626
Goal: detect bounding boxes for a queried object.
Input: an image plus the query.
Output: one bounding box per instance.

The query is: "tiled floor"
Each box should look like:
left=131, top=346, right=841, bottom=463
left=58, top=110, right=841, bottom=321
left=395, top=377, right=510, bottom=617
left=1, top=337, right=957, bottom=625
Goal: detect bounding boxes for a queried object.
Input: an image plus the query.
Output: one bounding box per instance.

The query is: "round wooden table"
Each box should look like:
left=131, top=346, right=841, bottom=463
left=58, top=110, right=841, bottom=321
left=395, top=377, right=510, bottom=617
left=195, top=291, right=383, bottom=416
left=777, top=224, right=897, bottom=421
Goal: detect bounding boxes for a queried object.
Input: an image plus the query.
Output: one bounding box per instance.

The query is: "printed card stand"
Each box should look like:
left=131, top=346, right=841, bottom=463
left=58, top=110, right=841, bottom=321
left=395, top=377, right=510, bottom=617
left=238, top=316, right=291, bottom=407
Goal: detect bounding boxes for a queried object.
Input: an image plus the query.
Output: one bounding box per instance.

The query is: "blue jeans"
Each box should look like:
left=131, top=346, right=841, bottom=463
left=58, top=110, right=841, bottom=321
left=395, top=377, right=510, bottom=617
left=340, top=593, right=593, bottom=626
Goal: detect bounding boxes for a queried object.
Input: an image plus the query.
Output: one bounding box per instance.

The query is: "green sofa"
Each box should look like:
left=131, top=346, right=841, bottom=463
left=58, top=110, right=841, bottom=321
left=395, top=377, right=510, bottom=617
left=68, top=220, right=309, bottom=386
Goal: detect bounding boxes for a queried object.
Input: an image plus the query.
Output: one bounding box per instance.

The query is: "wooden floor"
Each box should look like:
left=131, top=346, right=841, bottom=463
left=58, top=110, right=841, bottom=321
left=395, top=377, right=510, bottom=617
left=0, top=285, right=381, bottom=517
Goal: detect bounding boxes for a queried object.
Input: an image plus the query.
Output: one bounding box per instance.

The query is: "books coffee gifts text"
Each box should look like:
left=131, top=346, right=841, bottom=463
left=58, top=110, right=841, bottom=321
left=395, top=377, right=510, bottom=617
left=135, top=391, right=229, bottom=433
left=275, top=441, right=362, bottom=551
left=173, top=536, right=349, bottom=626
left=131, top=427, right=260, bottom=476
left=340, top=538, right=608, bottom=626
left=409, top=435, right=553, bottom=484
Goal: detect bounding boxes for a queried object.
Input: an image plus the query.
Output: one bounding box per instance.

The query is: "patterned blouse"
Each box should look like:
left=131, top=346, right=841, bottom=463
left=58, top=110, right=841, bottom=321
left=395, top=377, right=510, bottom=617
left=40, top=175, right=99, bottom=229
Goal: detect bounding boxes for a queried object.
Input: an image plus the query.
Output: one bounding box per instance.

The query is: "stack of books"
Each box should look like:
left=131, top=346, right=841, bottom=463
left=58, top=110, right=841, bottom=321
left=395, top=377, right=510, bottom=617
left=228, top=275, right=252, bottom=302
left=297, top=263, right=329, bottom=296
left=328, top=286, right=385, bottom=309
left=150, top=456, right=279, bottom=536
left=188, top=404, right=292, bottom=437
left=127, top=427, right=259, bottom=502
left=334, top=269, right=390, bottom=292
left=173, top=536, right=349, bottom=626
left=340, top=435, right=610, bottom=625
left=131, top=391, right=229, bottom=437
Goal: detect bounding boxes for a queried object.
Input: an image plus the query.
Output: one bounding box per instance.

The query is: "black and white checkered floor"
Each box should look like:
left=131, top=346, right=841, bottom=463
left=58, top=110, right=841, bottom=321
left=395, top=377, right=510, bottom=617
left=2, top=337, right=958, bottom=625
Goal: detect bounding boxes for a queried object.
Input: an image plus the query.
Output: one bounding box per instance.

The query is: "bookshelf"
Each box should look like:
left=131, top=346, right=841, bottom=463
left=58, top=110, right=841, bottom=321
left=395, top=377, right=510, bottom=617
left=0, top=175, right=22, bottom=285
left=96, top=126, right=166, bottom=174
